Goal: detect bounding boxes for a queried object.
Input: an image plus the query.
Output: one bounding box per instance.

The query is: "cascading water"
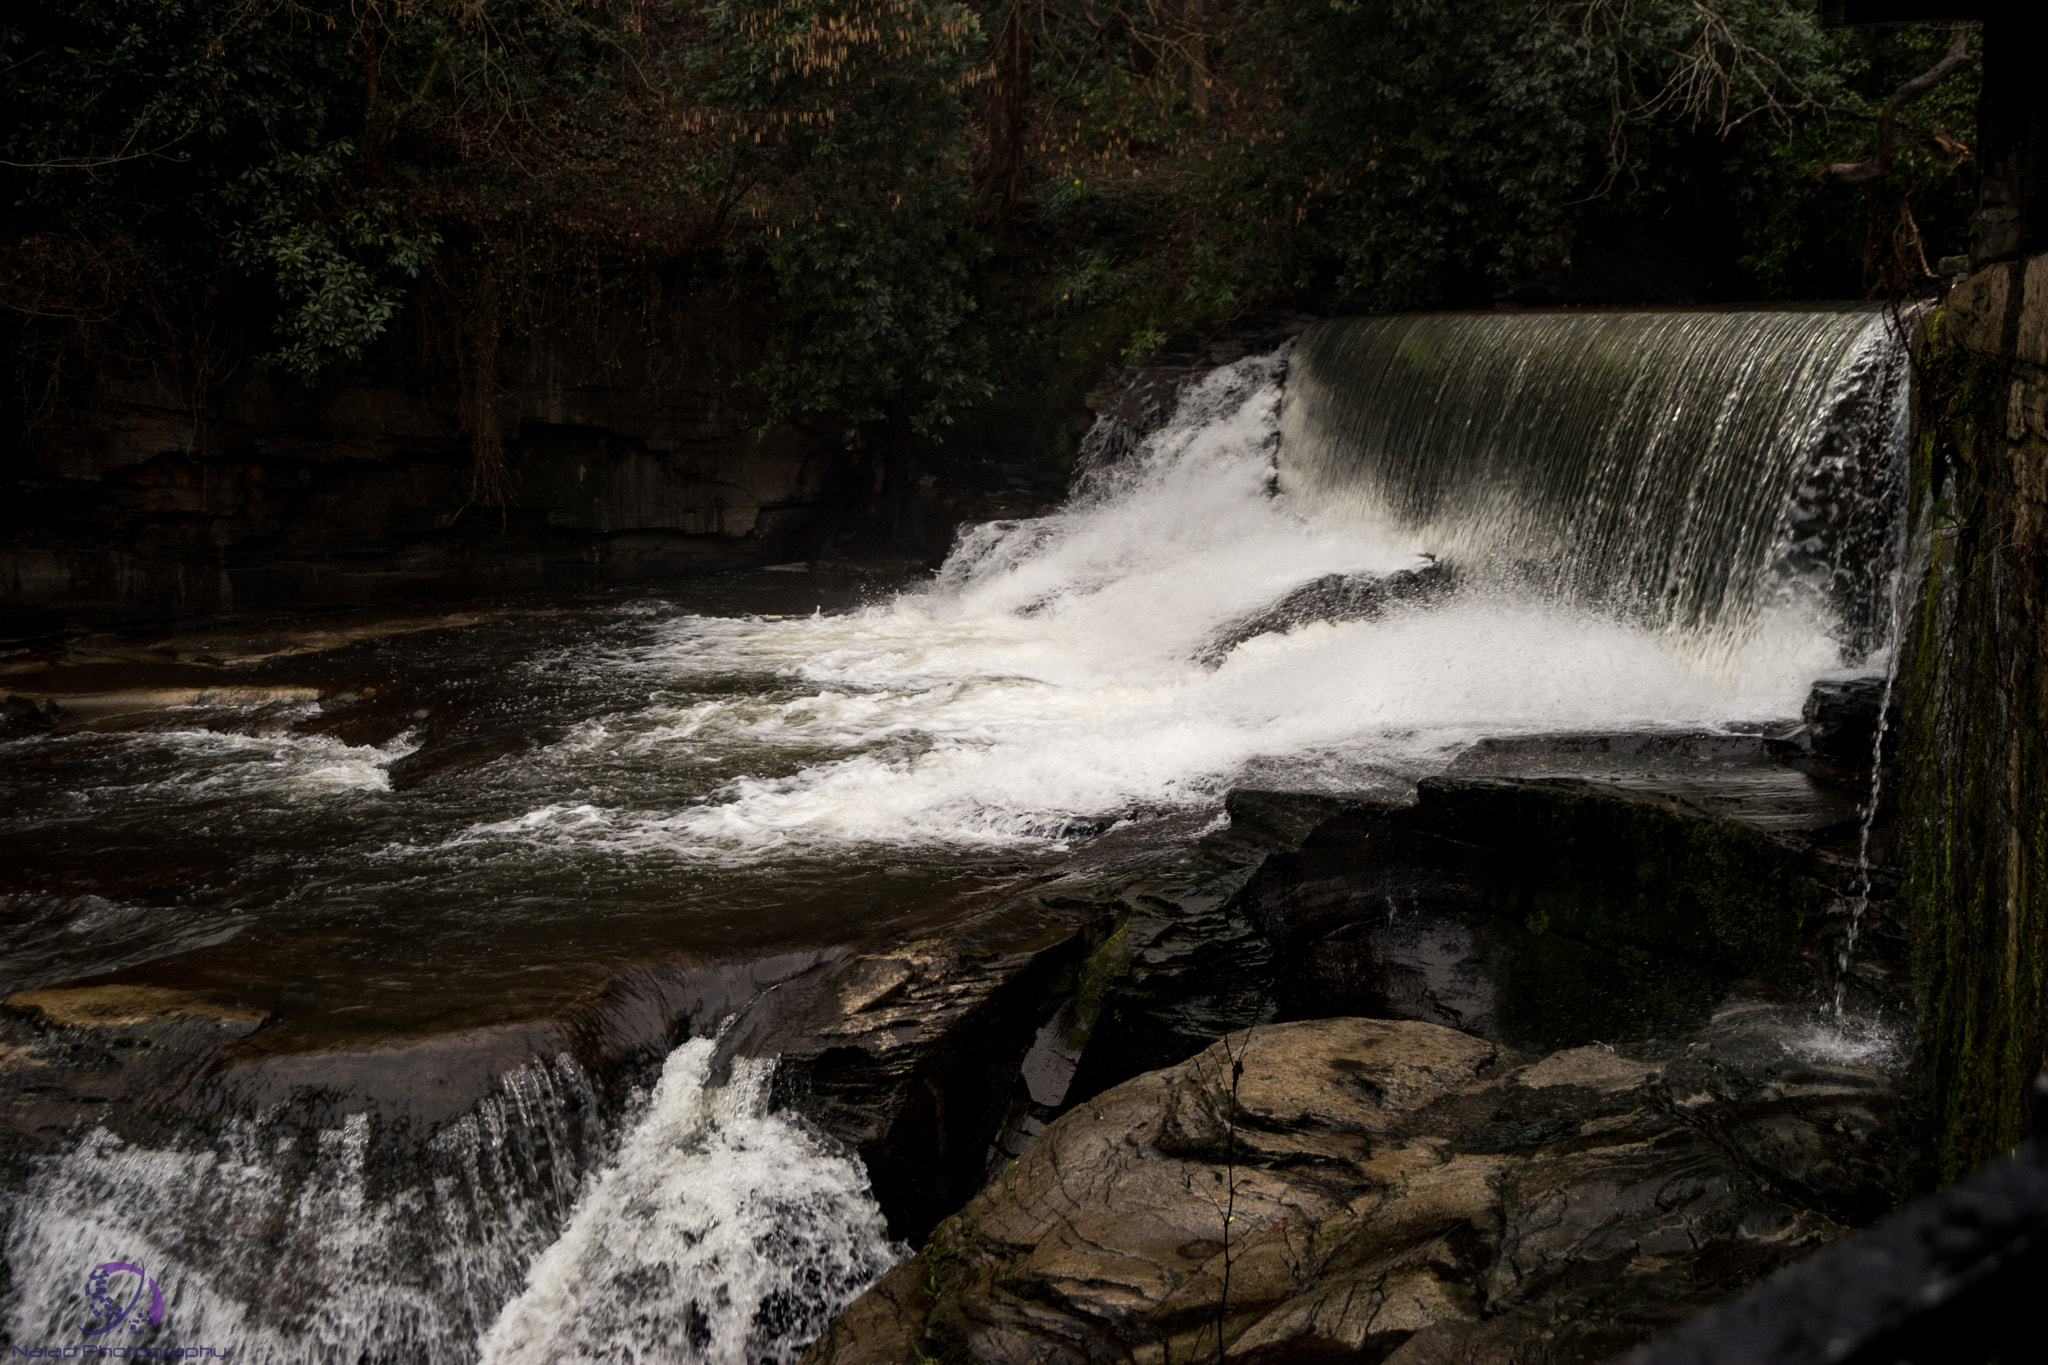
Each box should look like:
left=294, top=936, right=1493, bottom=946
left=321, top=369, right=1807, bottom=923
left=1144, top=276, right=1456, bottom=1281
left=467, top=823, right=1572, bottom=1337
left=0, top=1046, right=898, bottom=1364
left=476, top=1040, right=900, bottom=1365
left=1, top=1055, right=613, bottom=1359
left=1, top=307, right=1911, bottom=1362
left=1280, top=308, right=1910, bottom=659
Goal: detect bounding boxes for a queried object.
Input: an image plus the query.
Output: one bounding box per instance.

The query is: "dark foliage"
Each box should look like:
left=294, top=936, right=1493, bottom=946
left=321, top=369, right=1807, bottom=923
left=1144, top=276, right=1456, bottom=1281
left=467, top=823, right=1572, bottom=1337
left=0, top=0, right=1984, bottom=453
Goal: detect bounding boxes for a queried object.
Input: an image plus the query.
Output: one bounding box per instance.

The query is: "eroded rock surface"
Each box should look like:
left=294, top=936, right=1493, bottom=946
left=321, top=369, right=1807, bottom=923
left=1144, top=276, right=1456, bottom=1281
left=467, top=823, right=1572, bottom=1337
left=805, top=1011, right=1898, bottom=1365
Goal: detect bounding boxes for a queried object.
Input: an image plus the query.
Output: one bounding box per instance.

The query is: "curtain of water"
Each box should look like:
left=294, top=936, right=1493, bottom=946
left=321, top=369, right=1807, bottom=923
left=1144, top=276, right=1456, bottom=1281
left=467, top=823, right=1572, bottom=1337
left=1279, top=308, right=1910, bottom=658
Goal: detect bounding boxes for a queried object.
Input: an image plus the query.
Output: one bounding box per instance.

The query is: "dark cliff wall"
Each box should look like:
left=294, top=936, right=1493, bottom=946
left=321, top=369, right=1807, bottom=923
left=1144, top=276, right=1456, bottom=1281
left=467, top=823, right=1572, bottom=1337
left=0, top=305, right=869, bottom=630
left=1901, top=251, right=2048, bottom=1180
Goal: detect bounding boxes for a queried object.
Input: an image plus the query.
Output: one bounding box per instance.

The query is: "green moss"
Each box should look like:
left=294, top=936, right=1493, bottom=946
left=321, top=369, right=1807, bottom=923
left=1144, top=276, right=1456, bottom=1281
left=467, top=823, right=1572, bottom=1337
left=1899, top=307, right=2048, bottom=1183
left=1068, top=917, right=1137, bottom=1050
left=1437, top=782, right=1818, bottom=973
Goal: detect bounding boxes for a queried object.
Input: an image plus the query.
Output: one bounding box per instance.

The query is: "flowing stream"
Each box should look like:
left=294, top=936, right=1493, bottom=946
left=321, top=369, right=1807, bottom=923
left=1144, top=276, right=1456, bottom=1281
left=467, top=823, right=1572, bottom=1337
left=1, top=307, right=1910, bottom=1361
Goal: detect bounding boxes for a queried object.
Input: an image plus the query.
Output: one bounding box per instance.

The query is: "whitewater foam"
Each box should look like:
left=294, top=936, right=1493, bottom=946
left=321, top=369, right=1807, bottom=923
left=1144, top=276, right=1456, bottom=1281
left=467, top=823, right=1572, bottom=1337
left=442, top=353, right=1844, bottom=864
left=477, top=1039, right=899, bottom=1365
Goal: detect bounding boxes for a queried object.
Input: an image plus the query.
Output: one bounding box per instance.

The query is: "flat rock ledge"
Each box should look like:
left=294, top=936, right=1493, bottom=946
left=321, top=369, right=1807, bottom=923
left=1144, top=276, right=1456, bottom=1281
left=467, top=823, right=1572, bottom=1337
left=804, top=1012, right=1895, bottom=1365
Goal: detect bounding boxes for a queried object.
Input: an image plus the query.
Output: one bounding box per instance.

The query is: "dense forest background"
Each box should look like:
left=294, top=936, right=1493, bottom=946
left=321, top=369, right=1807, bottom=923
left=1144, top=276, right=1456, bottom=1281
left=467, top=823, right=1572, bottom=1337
left=0, top=0, right=1980, bottom=475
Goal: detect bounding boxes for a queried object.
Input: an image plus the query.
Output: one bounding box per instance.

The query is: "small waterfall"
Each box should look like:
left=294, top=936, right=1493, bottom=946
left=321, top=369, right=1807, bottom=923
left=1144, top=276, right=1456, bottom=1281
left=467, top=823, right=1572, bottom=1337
left=1836, top=313, right=1918, bottom=1023
left=1279, top=308, right=1910, bottom=656
left=1, top=1056, right=607, bottom=1359
left=0, top=1045, right=897, bottom=1364
left=478, top=1040, right=899, bottom=1365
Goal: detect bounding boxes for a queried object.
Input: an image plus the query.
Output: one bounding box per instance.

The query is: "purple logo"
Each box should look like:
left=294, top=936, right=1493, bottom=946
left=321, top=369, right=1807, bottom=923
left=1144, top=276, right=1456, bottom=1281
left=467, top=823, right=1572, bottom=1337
left=82, top=1260, right=164, bottom=1336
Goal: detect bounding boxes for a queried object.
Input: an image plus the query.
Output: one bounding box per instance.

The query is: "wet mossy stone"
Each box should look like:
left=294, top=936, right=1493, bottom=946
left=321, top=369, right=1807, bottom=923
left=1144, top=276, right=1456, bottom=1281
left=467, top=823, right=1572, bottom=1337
left=1397, top=778, right=1817, bottom=971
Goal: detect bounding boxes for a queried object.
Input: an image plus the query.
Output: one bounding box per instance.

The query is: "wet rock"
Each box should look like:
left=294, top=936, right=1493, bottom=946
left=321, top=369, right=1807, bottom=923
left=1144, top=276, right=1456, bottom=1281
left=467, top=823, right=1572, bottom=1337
left=1197, top=562, right=1458, bottom=666
left=1014, top=773, right=1876, bottom=1116
left=808, top=764, right=1919, bottom=1350
left=800, top=1258, right=933, bottom=1365
left=0, top=656, right=332, bottom=729
left=33, top=685, right=327, bottom=726
left=1057, top=871, right=1277, bottom=1102
left=0, top=949, right=851, bottom=1166
left=806, top=1010, right=1896, bottom=1365
left=0, top=693, right=57, bottom=736
left=1233, top=778, right=1860, bottom=1053
left=1442, top=731, right=1866, bottom=847
left=874, top=772, right=1906, bottom=1274
left=0, top=986, right=280, bottom=1169
left=1799, top=677, right=1895, bottom=765
left=750, top=926, right=1108, bottom=1239
left=1943, top=259, right=2015, bottom=356
left=384, top=727, right=536, bottom=790
left=3, top=984, right=269, bottom=1034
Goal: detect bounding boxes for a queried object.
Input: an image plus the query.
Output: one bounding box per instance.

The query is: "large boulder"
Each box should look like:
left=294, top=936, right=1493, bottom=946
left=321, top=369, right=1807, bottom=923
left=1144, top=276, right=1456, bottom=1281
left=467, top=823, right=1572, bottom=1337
left=804, top=1010, right=1896, bottom=1365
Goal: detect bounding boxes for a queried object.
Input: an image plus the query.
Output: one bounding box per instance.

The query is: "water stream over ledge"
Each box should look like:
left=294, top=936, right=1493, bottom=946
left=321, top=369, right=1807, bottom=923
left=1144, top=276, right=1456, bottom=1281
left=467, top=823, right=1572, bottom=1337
left=1, top=308, right=1912, bottom=1361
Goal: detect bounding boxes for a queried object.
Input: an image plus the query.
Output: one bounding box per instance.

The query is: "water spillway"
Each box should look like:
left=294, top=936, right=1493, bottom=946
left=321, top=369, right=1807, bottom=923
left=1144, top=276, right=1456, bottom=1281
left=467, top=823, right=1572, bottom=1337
left=1280, top=308, right=1909, bottom=656
left=0, top=307, right=1912, bottom=1362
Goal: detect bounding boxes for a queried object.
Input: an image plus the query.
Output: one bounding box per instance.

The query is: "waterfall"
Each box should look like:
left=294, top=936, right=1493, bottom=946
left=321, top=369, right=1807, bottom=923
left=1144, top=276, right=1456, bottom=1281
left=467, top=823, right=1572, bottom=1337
left=1, top=1056, right=609, bottom=1359
left=0, top=306, right=1913, bottom=1364
left=1279, top=308, right=1910, bottom=658
left=0, top=1046, right=897, bottom=1364
left=477, top=1041, right=899, bottom=1365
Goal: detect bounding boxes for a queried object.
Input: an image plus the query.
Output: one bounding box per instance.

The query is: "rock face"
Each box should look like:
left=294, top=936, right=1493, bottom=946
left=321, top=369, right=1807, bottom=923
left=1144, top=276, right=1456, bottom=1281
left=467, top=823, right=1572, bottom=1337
left=754, top=764, right=1898, bottom=1255
left=0, top=307, right=866, bottom=628
left=1062, top=771, right=1896, bottom=1101
left=1902, top=249, right=2048, bottom=1176
left=804, top=1012, right=1897, bottom=1365
left=788, top=759, right=1906, bottom=1363
left=1800, top=678, right=1894, bottom=766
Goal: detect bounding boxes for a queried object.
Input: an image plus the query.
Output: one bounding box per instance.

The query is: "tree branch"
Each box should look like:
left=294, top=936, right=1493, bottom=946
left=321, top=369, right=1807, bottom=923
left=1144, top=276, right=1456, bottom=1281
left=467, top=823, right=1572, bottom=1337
left=1821, top=23, right=1977, bottom=188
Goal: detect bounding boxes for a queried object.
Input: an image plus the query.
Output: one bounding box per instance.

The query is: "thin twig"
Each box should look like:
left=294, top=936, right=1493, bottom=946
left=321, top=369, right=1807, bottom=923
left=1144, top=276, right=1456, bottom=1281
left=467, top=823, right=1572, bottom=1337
left=1214, top=1025, right=1247, bottom=1365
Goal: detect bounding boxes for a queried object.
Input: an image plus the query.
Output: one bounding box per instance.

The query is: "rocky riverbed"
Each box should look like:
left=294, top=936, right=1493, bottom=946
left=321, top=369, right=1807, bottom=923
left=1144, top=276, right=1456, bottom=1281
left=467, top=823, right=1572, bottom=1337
left=805, top=1008, right=1899, bottom=1365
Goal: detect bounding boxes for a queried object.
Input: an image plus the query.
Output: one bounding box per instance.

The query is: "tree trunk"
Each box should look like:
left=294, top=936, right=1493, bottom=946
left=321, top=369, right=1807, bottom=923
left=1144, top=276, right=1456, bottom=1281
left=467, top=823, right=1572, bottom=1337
left=978, top=0, right=1033, bottom=225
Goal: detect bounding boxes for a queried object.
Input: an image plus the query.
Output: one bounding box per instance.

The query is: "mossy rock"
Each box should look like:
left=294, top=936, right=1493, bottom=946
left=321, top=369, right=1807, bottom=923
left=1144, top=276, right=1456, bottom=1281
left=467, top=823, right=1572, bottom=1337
left=1239, top=777, right=1833, bottom=1052
left=1413, top=778, right=1820, bottom=974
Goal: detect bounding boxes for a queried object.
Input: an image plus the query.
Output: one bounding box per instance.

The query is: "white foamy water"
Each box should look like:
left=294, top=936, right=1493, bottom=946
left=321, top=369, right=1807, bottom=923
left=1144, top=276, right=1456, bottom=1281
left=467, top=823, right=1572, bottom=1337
left=1780, top=1013, right=1909, bottom=1067
left=478, top=1039, right=899, bottom=1365
left=20, top=717, right=417, bottom=802
left=449, top=352, right=1842, bottom=864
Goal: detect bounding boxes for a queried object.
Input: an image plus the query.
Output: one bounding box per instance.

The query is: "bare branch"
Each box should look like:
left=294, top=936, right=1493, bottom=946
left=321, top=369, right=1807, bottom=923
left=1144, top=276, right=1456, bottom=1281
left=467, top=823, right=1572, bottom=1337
left=0, top=119, right=200, bottom=171
left=1821, top=23, right=1977, bottom=188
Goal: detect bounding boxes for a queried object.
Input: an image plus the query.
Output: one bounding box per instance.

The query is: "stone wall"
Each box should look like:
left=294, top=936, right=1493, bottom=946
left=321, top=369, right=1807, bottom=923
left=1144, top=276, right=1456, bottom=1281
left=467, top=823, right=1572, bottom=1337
left=1901, top=250, right=2048, bottom=1179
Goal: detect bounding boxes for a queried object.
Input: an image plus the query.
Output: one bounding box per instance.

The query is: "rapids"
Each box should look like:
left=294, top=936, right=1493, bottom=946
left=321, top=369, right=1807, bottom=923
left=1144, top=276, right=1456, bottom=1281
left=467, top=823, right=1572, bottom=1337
left=0, top=308, right=1910, bottom=1362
